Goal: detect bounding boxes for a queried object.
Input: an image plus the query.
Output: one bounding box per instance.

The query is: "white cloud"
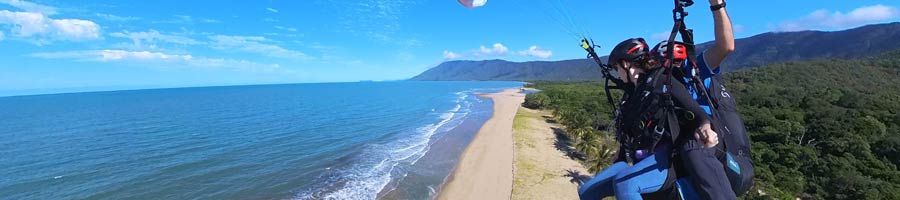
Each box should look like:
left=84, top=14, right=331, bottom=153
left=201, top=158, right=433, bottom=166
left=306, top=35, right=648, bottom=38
left=477, top=43, right=508, bottom=57
left=209, top=35, right=311, bottom=60
left=443, top=50, right=461, bottom=60
left=95, top=13, right=139, bottom=21
left=99, top=50, right=192, bottom=62
left=443, top=43, right=553, bottom=60
left=32, top=50, right=189, bottom=61
left=31, top=50, right=280, bottom=72
left=330, top=0, right=417, bottom=45
left=274, top=26, right=297, bottom=32
left=262, top=32, right=302, bottom=38
left=649, top=31, right=670, bottom=43
left=199, top=18, right=219, bottom=23
left=517, top=45, right=552, bottom=59
left=156, top=15, right=220, bottom=24
left=0, top=0, right=57, bottom=15
left=266, top=7, right=279, bottom=13
left=110, top=30, right=200, bottom=49
left=775, top=4, right=900, bottom=32
left=0, top=10, right=100, bottom=43
left=733, top=24, right=745, bottom=34
left=51, top=19, right=100, bottom=38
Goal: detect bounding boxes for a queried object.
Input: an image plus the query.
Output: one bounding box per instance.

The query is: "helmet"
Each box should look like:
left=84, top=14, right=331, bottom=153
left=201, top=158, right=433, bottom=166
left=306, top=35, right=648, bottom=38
left=608, top=38, right=649, bottom=66
left=650, top=41, right=688, bottom=62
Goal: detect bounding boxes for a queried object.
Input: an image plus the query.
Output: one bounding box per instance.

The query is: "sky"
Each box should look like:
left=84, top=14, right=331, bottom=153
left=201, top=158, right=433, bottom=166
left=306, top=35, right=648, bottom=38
left=0, top=0, right=899, bottom=95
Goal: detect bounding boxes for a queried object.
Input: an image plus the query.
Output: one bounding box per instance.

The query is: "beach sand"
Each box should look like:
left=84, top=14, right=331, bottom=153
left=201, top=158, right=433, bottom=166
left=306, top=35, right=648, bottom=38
left=438, top=88, right=524, bottom=200
left=510, top=107, right=588, bottom=200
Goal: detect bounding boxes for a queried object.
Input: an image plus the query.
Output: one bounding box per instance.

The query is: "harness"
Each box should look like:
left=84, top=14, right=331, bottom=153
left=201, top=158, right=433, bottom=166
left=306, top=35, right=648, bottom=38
left=581, top=0, right=713, bottom=163
left=668, top=0, right=721, bottom=117
left=620, top=69, right=685, bottom=161
left=667, top=0, right=741, bottom=154
left=582, top=0, right=755, bottom=196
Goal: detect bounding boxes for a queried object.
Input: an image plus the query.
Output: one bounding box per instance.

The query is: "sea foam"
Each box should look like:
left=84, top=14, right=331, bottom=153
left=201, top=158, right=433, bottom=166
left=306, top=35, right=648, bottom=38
left=294, top=91, right=474, bottom=200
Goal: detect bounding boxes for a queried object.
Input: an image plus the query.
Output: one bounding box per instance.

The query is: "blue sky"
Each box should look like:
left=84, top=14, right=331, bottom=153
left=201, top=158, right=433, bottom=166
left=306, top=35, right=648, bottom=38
left=0, top=0, right=898, bottom=95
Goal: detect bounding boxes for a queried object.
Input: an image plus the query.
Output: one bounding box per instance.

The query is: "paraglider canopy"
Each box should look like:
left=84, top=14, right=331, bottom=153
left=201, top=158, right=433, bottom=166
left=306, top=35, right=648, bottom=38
left=457, top=0, right=486, bottom=8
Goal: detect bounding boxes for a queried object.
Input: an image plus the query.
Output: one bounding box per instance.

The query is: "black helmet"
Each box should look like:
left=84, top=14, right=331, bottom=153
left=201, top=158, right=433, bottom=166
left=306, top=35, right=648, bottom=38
left=608, top=38, right=649, bottom=66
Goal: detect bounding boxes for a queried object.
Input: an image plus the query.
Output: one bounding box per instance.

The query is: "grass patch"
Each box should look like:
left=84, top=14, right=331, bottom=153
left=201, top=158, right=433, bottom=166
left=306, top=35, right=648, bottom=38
left=514, top=108, right=537, bottom=149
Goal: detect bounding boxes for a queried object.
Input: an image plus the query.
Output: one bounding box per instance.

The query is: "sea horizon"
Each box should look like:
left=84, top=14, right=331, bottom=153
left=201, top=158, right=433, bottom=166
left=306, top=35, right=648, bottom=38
left=0, top=80, right=428, bottom=98
left=0, top=81, right=523, bottom=199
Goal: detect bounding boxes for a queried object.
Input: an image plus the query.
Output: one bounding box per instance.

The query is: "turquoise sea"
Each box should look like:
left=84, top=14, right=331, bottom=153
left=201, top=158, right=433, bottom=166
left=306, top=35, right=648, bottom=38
left=0, top=81, right=523, bottom=199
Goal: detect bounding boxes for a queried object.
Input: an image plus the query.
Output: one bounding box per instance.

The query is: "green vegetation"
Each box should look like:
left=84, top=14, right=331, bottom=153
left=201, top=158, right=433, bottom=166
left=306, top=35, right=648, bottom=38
left=523, top=51, right=900, bottom=199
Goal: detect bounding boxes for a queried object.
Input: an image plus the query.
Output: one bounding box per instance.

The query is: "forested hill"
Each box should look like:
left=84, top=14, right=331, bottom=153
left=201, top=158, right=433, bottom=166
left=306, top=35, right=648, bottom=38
left=722, top=50, right=900, bottom=199
left=698, top=22, right=900, bottom=72
left=522, top=50, right=900, bottom=199
left=411, top=22, right=900, bottom=81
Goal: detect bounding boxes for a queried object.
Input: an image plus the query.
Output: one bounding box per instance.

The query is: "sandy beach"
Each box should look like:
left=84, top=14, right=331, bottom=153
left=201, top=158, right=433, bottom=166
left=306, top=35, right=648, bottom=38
left=438, top=88, right=524, bottom=200
left=437, top=88, right=589, bottom=199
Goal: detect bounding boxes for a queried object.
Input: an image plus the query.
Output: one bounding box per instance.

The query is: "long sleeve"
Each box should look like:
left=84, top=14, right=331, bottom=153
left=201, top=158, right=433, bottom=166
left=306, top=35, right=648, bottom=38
left=669, top=78, right=710, bottom=128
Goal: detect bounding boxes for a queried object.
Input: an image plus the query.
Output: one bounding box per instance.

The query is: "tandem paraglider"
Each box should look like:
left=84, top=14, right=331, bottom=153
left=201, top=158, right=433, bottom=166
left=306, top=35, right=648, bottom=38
left=577, top=0, right=753, bottom=199
left=457, top=0, right=486, bottom=8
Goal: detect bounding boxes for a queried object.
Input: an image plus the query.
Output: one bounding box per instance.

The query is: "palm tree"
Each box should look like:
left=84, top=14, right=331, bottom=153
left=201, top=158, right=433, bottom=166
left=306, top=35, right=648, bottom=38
left=575, top=130, right=598, bottom=153
left=579, top=131, right=618, bottom=173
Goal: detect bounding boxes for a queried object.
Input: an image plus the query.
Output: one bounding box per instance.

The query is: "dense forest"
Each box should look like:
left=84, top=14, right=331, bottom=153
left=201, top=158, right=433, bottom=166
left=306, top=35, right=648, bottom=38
left=523, top=51, right=900, bottom=199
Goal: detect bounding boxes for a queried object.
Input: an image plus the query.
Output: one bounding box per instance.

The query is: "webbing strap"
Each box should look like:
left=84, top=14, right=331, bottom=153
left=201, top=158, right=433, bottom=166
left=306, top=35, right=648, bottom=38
left=581, top=38, right=624, bottom=118
left=666, top=0, right=734, bottom=152
left=649, top=0, right=687, bottom=154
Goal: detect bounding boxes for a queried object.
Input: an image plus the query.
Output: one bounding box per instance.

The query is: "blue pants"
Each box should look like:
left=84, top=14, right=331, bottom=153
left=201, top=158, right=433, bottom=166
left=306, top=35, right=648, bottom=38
left=578, top=147, right=671, bottom=200
left=681, top=138, right=736, bottom=200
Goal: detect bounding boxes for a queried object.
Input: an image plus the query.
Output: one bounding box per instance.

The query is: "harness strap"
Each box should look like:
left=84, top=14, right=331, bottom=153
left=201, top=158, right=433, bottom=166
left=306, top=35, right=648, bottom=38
left=581, top=38, right=625, bottom=119
left=669, top=0, right=736, bottom=153
left=646, top=0, right=688, bottom=155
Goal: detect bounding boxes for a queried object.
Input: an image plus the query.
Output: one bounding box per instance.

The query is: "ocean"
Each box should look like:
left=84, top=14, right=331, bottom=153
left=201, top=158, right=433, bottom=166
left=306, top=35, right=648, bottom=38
left=0, top=81, right=523, bottom=199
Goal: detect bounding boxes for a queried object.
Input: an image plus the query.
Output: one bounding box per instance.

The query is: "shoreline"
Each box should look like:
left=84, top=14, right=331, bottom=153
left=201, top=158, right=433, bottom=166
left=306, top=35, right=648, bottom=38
left=376, top=90, right=495, bottom=199
left=437, top=88, right=525, bottom=199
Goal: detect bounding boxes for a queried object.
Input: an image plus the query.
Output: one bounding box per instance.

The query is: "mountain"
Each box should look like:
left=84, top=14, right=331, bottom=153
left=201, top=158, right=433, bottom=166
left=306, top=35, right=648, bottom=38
left=411, top=22, right=900, bottom=81
left=409, top=59, right=601, bottom=81
left=697, top=22, right=900, bottom=72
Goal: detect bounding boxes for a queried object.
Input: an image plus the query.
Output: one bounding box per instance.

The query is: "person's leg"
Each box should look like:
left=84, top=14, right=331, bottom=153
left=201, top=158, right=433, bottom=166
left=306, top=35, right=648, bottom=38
left=675, top=177, right=702, bottom=200
left=681, top=139, right=736, bottom=200
left=578, top=161, right=629, bottom=200
left=613, top=148, right=671, bottom=200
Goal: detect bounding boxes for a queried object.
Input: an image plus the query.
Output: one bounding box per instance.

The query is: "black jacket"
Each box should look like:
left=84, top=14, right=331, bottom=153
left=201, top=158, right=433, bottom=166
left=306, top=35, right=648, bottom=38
left=615, top=68, right=710, bottom=161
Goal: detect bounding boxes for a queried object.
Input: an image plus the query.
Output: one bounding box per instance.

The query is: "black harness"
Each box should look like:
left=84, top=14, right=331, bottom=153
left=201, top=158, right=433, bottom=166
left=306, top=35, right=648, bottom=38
left=581, top=0, right=722, bottom=163
left=583, top=0, right=755, bottom=196
left=615, top=68, right=686, bottom=162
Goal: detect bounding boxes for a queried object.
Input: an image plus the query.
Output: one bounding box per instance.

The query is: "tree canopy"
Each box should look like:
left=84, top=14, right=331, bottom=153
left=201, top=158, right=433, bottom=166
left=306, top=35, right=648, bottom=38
left=524, top=50, right=900, bottom=199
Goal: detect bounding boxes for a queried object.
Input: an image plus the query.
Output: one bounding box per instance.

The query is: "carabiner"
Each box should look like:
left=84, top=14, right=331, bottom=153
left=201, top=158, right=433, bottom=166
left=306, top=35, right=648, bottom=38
left=684, top=110, right=695, bottom=120
left=654, top=125, right=665, bottom=135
